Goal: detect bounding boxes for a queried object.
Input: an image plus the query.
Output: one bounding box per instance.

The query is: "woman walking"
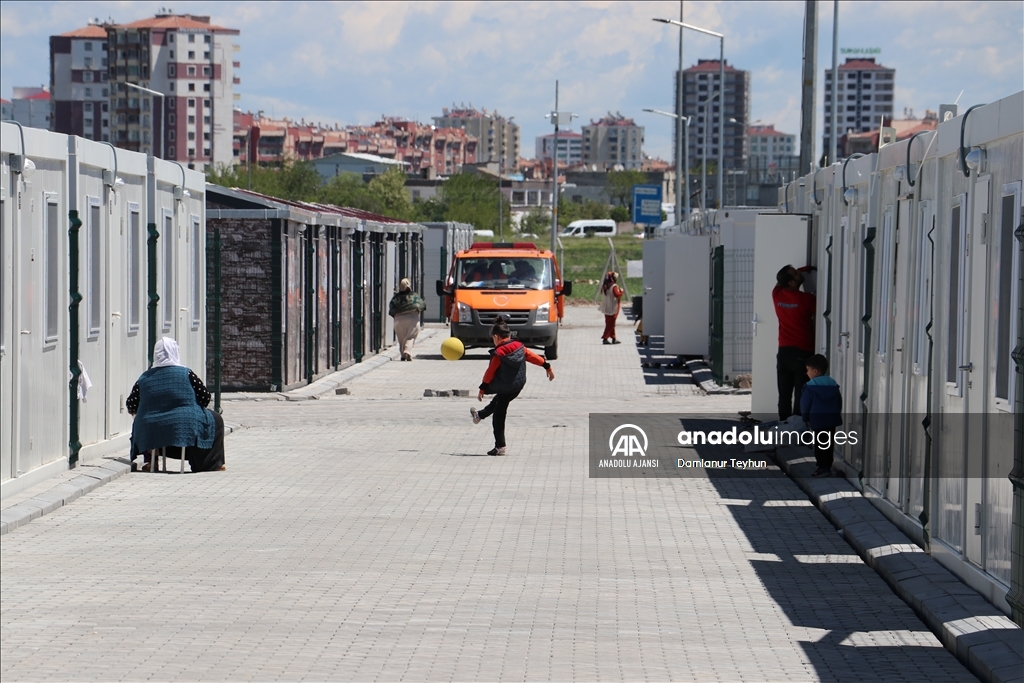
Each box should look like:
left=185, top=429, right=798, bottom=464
left=598, top=271, right=624, bottom=344
left=388, top=278, right=426, bottom=361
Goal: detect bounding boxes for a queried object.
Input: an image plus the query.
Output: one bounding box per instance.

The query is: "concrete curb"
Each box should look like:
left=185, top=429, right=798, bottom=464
left=281, top=329, right=439, bottom=401
left=0, top=423, right=240, bottom=537
left=1, top=459, right=130, bottom=536
left=771, top=445, right=1023, bottom=683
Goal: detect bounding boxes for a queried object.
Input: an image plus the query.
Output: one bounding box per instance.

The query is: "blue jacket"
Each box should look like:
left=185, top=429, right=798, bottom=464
left=131, top=365, right=216, bottom=453
left=800, top=375, right=843, bottom=430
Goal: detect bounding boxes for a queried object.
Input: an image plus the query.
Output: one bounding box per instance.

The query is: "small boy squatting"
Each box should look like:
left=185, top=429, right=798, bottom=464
left=471, top=318, right=555, bottom=456
left=800, top=353, right=843, bottom=477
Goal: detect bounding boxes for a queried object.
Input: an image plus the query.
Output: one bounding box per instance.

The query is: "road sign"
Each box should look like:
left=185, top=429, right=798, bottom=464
left=632, top=184, right=663, bottom=225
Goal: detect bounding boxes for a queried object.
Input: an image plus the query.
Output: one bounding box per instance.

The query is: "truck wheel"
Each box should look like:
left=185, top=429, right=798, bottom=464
left=544, top=338, right=558, bottom=361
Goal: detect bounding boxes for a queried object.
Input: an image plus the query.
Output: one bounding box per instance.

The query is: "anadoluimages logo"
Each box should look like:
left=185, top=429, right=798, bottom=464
left=609, top=424, right=648, bottom=458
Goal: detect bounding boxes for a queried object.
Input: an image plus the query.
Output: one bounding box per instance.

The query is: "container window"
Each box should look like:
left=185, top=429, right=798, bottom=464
left=191, top=215, right=201, bottom=329
left=128, top=208, right=141, bottom=331
left=88, top=203, right=102, bottom=337
left=45, top=202, right=60, bottom=342
left=162, top=213, right=174, bottom=331
left=995, top=184, right=1022, bottom=406
left=946, top=201, right=965, bottom=392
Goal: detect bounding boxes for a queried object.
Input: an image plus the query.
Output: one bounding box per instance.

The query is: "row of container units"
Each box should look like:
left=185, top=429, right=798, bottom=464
left=753, top=91, right=1023, bottom=618
left=642, top=208, right=768, bottom=381
left=204, top=186, right=425, bottom=392
left=421, top=222, right=474, bottom=323
left=1, top=122, right=206, bottom=499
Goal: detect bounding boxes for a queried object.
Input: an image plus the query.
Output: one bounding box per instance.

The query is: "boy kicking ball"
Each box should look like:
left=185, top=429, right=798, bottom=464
left=470, top=316, right=555, bottom=455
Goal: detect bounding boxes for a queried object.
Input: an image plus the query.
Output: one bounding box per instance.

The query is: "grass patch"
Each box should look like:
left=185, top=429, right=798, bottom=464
left=557, top=235, right=644, bottom=305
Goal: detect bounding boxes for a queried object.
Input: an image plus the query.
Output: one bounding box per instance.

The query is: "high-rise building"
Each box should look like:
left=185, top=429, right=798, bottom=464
left=823, top=57, right=895, bottom=158
left=432, top=106, right=519, bottom=170
left=50, top=24, right=109, bottom=139
left=535, top=131, right=582, bottom=166
left=581, top=114, right=644, bottom=170
left=675, top=59, right=749, bottom=173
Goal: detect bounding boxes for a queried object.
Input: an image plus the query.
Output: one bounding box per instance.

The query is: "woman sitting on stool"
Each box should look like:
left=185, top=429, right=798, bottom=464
left=127, top=337, right=225, bottom=472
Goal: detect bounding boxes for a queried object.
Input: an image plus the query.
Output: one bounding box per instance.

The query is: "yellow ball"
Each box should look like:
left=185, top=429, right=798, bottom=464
left=441, top=336, right=465, bottom=361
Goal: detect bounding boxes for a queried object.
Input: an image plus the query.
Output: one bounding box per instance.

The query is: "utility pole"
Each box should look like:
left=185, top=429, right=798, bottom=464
left=498, top=116, right=503, bottom=241
left=550, top=81, right=559, bottom=254
left=675, top=0, right=685, bottom=225
left=798, top=0, right=818, bottom=176
left=830, top=0, right=839, bottom=165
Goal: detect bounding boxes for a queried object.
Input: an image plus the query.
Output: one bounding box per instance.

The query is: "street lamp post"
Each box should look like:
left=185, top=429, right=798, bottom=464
left=498, top=115, right=515, bottom=242
left=655, top=19, right=725, bottom=208
left=546, top=81, right=577, bottom=254
left=123, top=81, right=164, bottom=159
left=651, top=2, right=685, bottom=225
left=642, top=108, right=690, bottom=220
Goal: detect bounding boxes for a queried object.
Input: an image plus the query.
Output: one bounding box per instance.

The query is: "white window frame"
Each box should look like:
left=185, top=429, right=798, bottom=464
left=995, top=182, right=1022, bottom=411
left=946, top=197, right=967, bottom=396
left=127, top=203, right=141, bottom=334
left=44, top=197, right=61, bottom=345
left=87, top=197, right=102, bottom=338
left=912, top=201, right=933, bottom=375
left=191, top=214, right=201, bottom=329
left=162, top=209, right=175, bottom=333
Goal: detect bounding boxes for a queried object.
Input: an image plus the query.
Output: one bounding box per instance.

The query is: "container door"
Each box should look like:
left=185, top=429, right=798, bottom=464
left=106, top=197, right=124, bottom=436
left=641, top=239, right=666, bottom=336
left=751, top=214, right=810, bottom=417
left=83, top=198, right=106, bottom=442
left=963, top=176, right=990, bottom=567
left=663, top=234, right=710, bottom=356
left=385, top=240, right=396, bottom=346
left=866, top=207, right=894, bottom=497
left=886, top=198, right=913, bottom=505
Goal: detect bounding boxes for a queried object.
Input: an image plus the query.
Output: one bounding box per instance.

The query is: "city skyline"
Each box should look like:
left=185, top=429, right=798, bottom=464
left=2, top=1, right=1020, bottom=161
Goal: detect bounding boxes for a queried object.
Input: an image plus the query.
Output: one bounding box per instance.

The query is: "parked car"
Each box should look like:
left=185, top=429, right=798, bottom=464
left=558, top=219, right=617, bottom=238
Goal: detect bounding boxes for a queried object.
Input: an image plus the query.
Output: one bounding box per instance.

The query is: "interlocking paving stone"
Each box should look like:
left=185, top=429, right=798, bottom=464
left=1, top=308, right=983, bottom=681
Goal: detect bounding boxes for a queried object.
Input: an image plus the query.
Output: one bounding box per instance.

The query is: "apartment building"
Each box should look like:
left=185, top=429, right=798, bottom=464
left=581, top=114, right=644, bottom=170
left=49, top=24, right=109, bottom=139
left=535, top=131, right=583, bottom=166
left=432, top=106, right=518, bottom=170
left=675, top=59, right=750, bottom=172
left=747, top=124, right=795, bottom=166
left=2, top=87, right=52, bottom=130
left=823, top=57, right=895, bottom=159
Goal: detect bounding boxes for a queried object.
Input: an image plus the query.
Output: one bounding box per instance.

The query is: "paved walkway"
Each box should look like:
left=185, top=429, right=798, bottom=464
left=1, top=307, right=977, bottom=681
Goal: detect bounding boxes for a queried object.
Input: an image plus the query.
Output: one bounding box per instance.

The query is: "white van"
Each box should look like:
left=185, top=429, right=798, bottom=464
left=559, top=219, right=617, bottom=238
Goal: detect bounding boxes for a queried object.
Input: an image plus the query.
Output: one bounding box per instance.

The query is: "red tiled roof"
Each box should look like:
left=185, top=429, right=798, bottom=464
left=22, top=91, right=51, bottom=101
left=117, top=15, right=238, bottom=34
left=60, top=25, right=108, bottom=38
left=838, top=58, right=891, bottom=70
left=684, top=59, right=740, bottom=73
left=748, top=125, right=789, bottom=137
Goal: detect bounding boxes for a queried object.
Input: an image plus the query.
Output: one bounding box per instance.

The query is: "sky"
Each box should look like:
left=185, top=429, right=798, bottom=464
left=2, top=1, right=1021, bottom=160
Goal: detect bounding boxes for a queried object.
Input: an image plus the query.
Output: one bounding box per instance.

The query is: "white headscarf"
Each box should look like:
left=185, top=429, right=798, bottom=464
left=152, top=337, right=182, bottom=368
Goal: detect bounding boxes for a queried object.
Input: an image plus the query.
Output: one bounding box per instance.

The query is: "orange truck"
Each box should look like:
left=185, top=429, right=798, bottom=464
left=435, top=242, right=572, bottom=359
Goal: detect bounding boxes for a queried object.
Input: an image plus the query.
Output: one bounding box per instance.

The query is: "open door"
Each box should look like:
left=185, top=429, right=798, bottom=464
left=751, top=214, right=811, bottom=417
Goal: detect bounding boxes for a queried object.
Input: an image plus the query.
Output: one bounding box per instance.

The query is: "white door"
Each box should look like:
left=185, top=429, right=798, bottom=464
left=663, top=234, right=710, bottom=356
left=0, top=195, right=12, bottom=481
left=385, top=240, right=396, bottom=345
left=106, top=197, right=124, bottom=436
left=751, top=214, right=810, bottom=417
left=886, top=198, right=913, bottom=505
left=642, top=239, right=666, bottom=336
left=963, top=176, right=990, bottom=567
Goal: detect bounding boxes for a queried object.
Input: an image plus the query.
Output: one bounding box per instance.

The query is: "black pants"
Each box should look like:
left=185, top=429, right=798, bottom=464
left=162, top=410, right=226, bottom=472
left=777, top=346, right=811, bottom=420
left=477, top=389, right=521, bottom=448
left=813, top=429, right=835, bottom=470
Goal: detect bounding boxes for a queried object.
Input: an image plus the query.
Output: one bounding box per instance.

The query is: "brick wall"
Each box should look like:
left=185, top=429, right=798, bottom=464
left=207, top=217, right=276, bottom=390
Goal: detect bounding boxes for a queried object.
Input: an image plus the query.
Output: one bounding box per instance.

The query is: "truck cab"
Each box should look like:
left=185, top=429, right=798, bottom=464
left=436, top=242, right=572, bottom=359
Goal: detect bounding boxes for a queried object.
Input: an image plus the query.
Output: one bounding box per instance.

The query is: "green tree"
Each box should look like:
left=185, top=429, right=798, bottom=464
left=206, top=160, right=322, bottom=202
left=519, top=208, right=551, bottom=236
left=610, top=205, right=630, bottom=223
left=366, top=167, right=413, bottom=220
left=440, top=172, right=506, bottom=233
left=606, top=169, right=648, bottom=210
left=557, top=198, right=582, bottom=228
left=580, top=200, right=611, bottom=220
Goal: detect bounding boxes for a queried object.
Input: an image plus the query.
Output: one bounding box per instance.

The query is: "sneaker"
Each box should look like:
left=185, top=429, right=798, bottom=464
left=487, top=447, right=507, bottom=456
left=470, top=408, right=481, bottom=424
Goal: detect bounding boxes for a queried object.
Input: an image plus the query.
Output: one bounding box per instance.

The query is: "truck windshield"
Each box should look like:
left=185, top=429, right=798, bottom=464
left=457, top=257, right=553, bottom=290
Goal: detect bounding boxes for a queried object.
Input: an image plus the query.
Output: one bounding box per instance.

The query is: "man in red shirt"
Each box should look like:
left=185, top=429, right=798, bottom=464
left=773, top=265, right=816, bottom=420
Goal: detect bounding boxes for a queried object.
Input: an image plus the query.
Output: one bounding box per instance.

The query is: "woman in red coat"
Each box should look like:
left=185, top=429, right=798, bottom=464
left=598, top=271, right=624, bottom=344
